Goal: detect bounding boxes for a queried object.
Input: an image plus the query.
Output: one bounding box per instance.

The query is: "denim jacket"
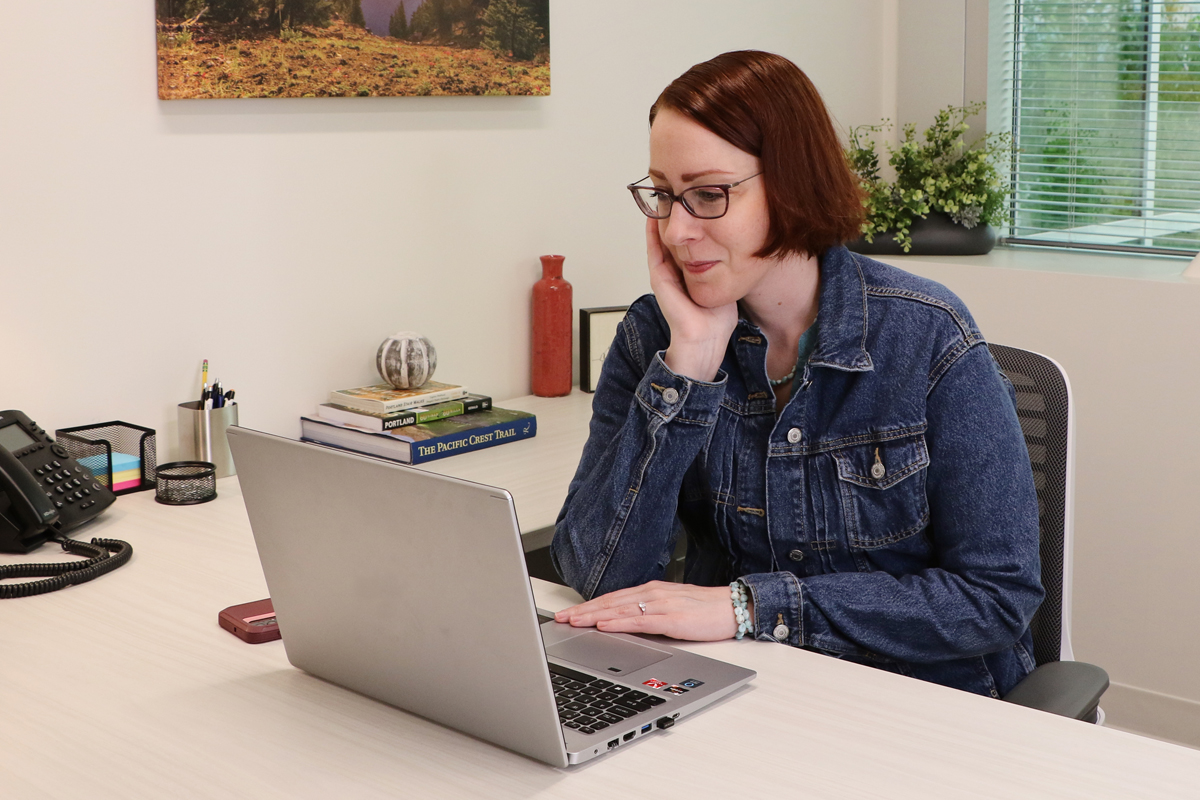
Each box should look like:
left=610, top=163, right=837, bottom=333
left=551, top=246, right=1044, bottom=698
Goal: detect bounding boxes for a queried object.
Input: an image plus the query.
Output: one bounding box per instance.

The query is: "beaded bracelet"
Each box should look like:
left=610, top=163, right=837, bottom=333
left=729, top=580, right=754, bottom=640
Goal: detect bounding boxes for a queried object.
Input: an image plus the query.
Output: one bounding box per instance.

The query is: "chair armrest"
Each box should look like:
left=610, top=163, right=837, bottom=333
left=1002, top=660, right=1109, bottom=721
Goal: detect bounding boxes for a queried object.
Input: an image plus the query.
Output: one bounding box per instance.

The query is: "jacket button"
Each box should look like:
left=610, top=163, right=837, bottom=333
left=662, top=387, right=679, bottom=404
left=773, top=623, right=790, bottom=640
left=786, top=427, right=802, bottom=444
left=788, top=549, right=804, bottom=562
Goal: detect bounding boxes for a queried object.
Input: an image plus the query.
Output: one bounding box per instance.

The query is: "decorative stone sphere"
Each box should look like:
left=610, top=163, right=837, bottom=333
left=376, top=332, right=437, bottom=389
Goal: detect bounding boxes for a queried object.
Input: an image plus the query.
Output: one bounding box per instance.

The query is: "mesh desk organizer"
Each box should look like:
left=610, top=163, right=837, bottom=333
left=55, top=421, right=157, bottom=495
left=154, top=462, right=217, bottom=505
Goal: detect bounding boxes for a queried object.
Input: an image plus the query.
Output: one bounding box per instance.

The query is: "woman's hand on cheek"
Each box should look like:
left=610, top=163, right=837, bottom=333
left=645, top=219, right=737, bottom=382
left=554, top=580, right=738, bottom=642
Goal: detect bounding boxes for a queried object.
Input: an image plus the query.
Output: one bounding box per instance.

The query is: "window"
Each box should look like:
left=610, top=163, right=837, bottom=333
left=996, top=1, right=1200, bottom=256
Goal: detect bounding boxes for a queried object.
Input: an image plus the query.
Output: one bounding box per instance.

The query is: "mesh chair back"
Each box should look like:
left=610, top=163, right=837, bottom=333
left=987, top=343, right=1072, bottom=667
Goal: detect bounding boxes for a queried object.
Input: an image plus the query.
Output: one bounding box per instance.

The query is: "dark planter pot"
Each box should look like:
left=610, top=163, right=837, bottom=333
left=846, top=211, right=997, bottom=256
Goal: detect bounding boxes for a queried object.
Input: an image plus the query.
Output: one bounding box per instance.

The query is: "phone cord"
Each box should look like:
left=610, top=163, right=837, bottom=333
left=0, top=535, right=133, bottom=599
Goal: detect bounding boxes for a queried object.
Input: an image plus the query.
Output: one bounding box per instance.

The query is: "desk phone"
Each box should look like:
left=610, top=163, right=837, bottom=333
left=0, top=409, right=116, bottom=554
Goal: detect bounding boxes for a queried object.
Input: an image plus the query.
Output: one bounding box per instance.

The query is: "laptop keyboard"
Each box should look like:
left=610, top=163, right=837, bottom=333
left=549, top=662, right=667, bottom=735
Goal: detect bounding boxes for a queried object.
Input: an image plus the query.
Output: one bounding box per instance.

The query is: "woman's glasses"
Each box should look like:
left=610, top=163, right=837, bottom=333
left=627, top=173, right=762, bottom=219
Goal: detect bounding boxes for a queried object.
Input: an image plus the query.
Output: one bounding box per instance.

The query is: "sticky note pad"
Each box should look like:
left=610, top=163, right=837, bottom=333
left=79, top=452, right=141, bottom=475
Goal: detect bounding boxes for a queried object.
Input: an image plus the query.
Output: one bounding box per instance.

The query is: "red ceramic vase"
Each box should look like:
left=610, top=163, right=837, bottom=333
left=532, top=254, right=572, bottom=397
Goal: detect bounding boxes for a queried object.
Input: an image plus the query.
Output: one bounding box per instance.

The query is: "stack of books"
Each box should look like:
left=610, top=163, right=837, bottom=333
left=301, top=380, right=536, bottom=465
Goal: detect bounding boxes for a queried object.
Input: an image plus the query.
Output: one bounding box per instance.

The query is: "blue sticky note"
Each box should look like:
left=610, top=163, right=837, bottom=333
left=79, top=452, right=140, bottom=473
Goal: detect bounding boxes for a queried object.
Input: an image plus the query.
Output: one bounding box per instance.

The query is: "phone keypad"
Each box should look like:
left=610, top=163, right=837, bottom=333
left=17, top=428, right=101, bottom=502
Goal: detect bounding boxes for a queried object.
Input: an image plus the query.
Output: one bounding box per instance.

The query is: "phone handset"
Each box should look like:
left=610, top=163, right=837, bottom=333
left=0, top=412, right=131, bottom=598
left=0, top=445, right=58, bottom=534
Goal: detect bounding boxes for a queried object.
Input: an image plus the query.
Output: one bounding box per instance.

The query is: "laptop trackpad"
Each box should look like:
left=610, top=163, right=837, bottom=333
left=545, top=632, right=671, bottom=675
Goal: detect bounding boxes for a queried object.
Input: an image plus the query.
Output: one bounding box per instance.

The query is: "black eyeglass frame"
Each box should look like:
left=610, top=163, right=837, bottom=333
left=626, top=172, right=764, bottom=220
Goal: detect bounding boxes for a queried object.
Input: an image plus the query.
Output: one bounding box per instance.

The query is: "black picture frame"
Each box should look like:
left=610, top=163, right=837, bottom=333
left=579, top=306, right=629, bottom=393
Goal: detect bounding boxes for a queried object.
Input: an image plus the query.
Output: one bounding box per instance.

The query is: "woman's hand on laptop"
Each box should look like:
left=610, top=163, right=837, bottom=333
left=554, top=581, right=746, bottom=642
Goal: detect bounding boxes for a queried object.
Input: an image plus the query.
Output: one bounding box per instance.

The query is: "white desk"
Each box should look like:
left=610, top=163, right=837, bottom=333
left=2, top=394, right=1199, bottom=799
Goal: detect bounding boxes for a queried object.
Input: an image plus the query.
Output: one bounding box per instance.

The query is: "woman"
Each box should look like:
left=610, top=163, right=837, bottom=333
left=550, top=51, right=1043, bottom=698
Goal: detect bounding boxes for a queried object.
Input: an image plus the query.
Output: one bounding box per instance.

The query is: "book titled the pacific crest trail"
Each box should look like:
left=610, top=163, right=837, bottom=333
left=300, top=406, right=536, bottom=465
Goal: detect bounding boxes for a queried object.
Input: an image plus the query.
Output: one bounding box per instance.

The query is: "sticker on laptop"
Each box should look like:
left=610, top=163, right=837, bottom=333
left=642, top=679, right=668, bottom=689
left=663, top=685, right=690, bottom=695
left=680, top=679, right=704, bottom=688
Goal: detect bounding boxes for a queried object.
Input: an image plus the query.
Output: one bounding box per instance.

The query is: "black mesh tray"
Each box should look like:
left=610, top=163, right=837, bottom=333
left=55, top=421, right=157, bottom=496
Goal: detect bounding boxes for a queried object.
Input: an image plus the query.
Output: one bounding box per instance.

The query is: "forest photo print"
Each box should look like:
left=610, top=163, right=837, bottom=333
left=156, top=0, right=550, bottom=99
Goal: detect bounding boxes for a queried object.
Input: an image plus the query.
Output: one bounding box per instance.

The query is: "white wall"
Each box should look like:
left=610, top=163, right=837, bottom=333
left=0, top=0, right=891, bottom=458
left=895, top=0, right=989, bottom=144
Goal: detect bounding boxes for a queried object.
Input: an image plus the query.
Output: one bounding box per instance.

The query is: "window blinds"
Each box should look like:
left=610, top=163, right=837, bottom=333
left=1002, top=1, right=1200, bottom=255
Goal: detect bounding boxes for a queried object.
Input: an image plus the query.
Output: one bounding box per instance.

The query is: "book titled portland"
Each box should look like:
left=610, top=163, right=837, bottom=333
left=328, top=380, right=467, bottom=414
left=300, top=406, right=536, bottom=465
left=316, top=393, right=493, bottom=432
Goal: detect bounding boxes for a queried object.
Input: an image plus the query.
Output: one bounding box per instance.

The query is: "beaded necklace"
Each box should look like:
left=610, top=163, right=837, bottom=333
left=767, top=365, right=797, bottom=386
left=766, top=320, right=818, bottom=388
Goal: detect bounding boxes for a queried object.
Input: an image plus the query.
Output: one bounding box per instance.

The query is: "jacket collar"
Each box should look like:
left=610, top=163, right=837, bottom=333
left=733, top=245, right=874, bottom=373
left=809, top=245, right=874, bottom=372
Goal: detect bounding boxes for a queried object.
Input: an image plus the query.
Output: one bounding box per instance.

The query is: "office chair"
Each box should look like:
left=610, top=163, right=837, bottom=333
left=988, top=343, right=1109, bottom=723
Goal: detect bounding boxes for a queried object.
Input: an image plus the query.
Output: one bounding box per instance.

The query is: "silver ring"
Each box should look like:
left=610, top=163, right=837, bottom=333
left=638, top=602, right=647, bottom=615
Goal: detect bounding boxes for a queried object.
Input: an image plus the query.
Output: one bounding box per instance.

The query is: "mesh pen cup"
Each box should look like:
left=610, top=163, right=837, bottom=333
left=177, top=402, right=238, bottom=479
left=155, top=461, right=217, bottom=505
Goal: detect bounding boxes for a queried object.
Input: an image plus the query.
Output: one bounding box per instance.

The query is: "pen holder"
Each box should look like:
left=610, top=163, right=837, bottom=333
left=155, top=461, right=217, bottom=505
left=55, top=421, right=157, bottom=495
left=177, top=401, right=238, bottom=479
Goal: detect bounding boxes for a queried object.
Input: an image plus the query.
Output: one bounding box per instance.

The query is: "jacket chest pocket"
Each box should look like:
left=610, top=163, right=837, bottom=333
left=832, top=435, right=930, bottom=549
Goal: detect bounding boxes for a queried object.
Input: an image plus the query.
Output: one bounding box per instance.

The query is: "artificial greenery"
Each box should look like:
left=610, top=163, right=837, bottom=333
left=846, top=102, right=1013, bottom=252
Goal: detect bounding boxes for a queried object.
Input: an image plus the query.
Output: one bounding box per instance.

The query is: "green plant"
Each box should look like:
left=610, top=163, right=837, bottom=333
left=846, top=102, right=1013, bottom=252
left=280, top=26, right=304, bottom=42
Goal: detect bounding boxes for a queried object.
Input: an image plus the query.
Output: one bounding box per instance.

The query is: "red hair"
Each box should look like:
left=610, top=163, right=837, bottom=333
left=651, top=51, right=864, bottom=259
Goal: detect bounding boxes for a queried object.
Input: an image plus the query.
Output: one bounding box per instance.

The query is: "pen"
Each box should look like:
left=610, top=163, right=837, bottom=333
left=212, top=380, right=224, bottom=409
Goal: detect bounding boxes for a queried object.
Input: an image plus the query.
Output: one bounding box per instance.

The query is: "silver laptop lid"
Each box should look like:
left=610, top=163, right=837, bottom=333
left=227, top=426, right=570, bottom=767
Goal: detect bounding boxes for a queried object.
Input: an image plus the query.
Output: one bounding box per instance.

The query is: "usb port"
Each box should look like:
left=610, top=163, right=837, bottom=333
left=623, top=731, right=636, bottom=742
left=608, top=739, right=620, bottom=750
left=641, top=724, right=652, bottom=733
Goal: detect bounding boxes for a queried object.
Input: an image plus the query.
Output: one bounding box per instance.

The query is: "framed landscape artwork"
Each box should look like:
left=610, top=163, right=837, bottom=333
left=155, top=1, right=550, bottom=99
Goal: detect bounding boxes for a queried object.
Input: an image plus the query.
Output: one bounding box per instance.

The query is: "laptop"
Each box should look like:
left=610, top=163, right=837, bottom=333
left=227, top=426, right=755, bottom=767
